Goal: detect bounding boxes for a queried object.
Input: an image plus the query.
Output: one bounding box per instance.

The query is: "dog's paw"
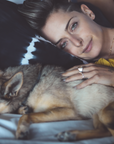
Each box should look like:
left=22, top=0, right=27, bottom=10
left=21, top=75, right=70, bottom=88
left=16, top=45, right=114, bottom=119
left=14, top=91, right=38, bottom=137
left=16, top=124, right=29, bottom=139
left=56, top=131, right=76, bottom=142
left=16, top=130, right=29, bottom=140
left=18, top=105, right=31, bottom=114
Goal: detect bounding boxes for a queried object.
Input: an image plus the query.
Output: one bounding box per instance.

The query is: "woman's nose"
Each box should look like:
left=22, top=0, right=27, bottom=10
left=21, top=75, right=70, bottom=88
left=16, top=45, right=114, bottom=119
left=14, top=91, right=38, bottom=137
left=70, top=35, right=83, bottom=47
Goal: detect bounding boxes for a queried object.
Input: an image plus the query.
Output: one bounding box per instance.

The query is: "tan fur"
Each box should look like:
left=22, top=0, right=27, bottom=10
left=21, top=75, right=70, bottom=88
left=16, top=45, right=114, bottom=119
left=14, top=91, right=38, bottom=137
left=0, top=63, right=114, bottom=141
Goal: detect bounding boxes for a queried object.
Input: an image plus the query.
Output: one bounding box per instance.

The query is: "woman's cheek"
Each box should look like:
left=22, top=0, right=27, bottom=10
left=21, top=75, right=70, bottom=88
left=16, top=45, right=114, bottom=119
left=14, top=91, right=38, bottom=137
left=64, top=41, right=74, bottom=55
left=66, top=44, right=80, bottom=57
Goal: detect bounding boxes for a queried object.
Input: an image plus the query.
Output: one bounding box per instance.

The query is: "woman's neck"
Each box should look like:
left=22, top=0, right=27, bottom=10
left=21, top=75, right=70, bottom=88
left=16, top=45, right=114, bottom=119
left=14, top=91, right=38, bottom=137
left=97, top=28, right=114, bottom=60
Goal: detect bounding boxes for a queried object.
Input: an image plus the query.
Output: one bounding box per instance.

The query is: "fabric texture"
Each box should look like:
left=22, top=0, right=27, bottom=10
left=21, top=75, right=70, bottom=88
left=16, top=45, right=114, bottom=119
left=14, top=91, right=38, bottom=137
left=0, top=114, right=114, bottom=144
left=95, top=58, right=114, bottom=67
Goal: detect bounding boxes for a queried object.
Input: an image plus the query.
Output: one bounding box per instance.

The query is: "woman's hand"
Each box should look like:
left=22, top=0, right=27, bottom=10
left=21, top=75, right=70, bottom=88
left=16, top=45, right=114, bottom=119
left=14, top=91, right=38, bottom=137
left=62, top=63, right=114, bottom=89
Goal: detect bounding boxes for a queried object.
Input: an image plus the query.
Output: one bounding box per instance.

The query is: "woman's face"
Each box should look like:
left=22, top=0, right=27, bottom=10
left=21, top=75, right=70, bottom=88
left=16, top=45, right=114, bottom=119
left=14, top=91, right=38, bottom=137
left=42, top=4, right=103, bottom=60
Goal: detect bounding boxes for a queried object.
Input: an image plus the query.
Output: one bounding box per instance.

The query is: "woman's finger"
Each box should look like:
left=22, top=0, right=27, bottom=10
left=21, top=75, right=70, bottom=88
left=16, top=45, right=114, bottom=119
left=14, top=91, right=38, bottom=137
left=64, top=70, right=98, bottom=82
left=62, top=68, right=79, bottom=76
left=63, top=73, right=85, bottom=82
left=63, top=63, right=98, bottom=76
left=67, top=63, right=95, bottom=71
left=62, top=65, right=87, bottom=76
left=75, top=75, right=98, bottom=89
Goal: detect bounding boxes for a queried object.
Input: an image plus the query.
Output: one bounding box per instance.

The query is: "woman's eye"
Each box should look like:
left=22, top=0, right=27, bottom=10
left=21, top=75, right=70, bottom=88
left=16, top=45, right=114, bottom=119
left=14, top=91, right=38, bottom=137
left=61, top=41, right=67, bottom=49
left=71, top=22, right=77, bottom=31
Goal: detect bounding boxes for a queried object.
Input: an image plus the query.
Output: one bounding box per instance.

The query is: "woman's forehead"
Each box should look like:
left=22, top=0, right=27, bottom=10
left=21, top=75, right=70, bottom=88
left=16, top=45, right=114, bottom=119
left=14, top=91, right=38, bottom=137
left=42, top=10, right=80, bottom=43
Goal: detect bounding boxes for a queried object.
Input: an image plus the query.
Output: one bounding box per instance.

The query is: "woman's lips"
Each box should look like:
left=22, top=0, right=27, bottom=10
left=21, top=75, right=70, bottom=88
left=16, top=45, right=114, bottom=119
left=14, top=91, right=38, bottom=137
left=83, top=39, right=92, bottom=53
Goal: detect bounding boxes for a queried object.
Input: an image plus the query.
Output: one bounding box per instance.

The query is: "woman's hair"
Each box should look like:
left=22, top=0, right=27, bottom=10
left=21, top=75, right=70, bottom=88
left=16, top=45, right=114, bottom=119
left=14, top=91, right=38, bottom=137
left=19, top=0, right=112, bottom=36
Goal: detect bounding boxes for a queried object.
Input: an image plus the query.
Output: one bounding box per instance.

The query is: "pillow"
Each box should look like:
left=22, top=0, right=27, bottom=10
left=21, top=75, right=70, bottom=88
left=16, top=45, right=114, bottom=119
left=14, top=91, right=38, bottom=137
left=0, top=0, right=85, bottom=70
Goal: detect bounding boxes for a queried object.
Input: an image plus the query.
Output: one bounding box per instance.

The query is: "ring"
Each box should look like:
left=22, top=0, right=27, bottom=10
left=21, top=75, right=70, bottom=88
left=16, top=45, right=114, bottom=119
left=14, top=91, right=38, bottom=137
left=78, top=66, right=83, bottom=73
left=78, top=66, right=85, bottom=78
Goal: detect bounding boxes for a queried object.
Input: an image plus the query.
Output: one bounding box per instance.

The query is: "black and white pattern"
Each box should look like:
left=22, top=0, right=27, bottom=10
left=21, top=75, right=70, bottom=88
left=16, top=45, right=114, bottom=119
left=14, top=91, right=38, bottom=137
left=21, top=36, right=38, bottom=65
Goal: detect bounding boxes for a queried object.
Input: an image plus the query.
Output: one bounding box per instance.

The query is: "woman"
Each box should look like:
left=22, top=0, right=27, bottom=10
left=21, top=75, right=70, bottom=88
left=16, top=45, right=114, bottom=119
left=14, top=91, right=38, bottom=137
left=19, top=0, right=114, bottom=89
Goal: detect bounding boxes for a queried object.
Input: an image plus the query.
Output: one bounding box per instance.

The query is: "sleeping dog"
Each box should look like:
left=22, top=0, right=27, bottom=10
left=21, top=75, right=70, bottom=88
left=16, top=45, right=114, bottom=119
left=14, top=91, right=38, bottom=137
left=0, top=63, right=114, bottom=141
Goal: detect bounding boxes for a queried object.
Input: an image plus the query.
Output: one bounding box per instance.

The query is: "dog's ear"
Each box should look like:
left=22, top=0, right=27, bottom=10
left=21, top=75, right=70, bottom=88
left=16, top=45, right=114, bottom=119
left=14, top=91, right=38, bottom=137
left=2, top=72, right=23, bottom=99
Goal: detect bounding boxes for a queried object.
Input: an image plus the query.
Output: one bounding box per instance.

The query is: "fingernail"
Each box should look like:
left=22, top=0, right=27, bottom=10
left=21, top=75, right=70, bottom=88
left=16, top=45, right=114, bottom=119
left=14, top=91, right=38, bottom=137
left=73, top=86, right=80, bottom=89
left=62, top=73, right=66, bottom=76
left=73, top=86, right=77, bottom=89
left=61, top=78, right=66, bottom=81
left=77, top=87, right=81, bottom=89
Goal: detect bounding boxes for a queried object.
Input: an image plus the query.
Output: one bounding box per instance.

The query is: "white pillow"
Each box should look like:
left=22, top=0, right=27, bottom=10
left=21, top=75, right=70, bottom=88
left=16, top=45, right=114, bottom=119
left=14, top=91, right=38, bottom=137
left=7, top=0, right=25, bottom=4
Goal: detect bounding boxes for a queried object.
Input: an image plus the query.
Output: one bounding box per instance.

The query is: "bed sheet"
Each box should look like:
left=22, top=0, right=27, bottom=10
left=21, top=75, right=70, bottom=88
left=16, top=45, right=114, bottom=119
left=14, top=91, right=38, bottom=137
left=0, top=0, right=114, bottom=144
left=0, top=114, right=114, bottom=144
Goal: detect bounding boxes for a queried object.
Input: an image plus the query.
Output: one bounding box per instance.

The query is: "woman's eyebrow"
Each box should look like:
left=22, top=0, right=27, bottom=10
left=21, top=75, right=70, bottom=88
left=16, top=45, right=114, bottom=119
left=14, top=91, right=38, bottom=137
left=55, top=16, right=76, bottom=45
left=55, top=39, right=62, bottom=45
left=65, top=16, right=75, bottom=31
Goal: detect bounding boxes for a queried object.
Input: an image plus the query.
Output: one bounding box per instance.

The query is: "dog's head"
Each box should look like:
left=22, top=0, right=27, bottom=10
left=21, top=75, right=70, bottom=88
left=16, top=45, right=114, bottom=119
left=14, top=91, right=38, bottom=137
left=0, top=72, right=23, bottom=113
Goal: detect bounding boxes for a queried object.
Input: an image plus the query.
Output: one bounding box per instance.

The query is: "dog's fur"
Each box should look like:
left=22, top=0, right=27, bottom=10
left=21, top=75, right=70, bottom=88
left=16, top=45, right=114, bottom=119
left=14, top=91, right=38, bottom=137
left=1, top=63, right=114, bottom=141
